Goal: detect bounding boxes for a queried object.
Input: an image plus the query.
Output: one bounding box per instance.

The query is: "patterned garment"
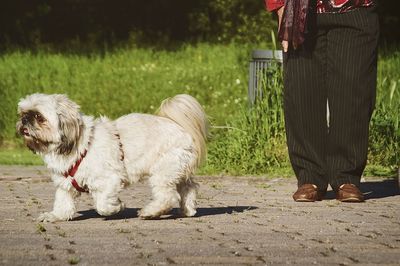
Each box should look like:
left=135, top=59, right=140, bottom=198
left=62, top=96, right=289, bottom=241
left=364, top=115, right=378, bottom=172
left=265, top=0, right=375, bottom=48
left=316, top=0, right=374, bottom=13
left=265, top=0, right=374, bottom=13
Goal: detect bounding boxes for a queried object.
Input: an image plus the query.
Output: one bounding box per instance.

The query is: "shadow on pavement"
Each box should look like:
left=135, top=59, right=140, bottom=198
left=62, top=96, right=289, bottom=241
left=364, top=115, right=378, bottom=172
left=361, top=179, right=400, bottom=200
left=74, top=208, right=139, bottom=221
left=195, top=206, right=258, bottom=217
left=73, top=206, right=257, bottom=221
left=324, top=178, right=400, bottom=200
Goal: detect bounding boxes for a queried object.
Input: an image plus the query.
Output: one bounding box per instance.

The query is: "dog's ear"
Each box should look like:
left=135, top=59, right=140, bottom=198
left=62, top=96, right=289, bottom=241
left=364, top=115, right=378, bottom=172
left=54, top=95, right=84, bottom=155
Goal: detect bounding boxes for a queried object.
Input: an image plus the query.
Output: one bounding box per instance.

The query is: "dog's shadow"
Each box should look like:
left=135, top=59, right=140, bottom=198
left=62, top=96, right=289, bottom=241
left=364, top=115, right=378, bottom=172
left=73, top=206, right=257, bottom=221
left=324, top=178, right=400, bottom=200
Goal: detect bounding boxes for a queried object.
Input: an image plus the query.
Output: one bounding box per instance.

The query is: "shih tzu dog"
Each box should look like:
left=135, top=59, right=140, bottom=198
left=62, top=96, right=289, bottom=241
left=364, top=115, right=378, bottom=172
left=16, top=93, right=208, bottom=222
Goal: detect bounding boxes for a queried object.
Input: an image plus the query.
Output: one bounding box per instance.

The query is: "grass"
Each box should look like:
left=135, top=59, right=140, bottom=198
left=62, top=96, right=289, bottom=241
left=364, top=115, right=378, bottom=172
left=0, top=44, right=398, bottom=176
left=0, top=148, right=43, bottom=165
left=0, top=43, right=250, bottom=141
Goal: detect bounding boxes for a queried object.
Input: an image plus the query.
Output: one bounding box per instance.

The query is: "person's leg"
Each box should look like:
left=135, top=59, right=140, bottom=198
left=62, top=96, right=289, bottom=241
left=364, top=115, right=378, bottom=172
left=283, top=23, right=329, bottom=193
left=325, top=7, right=379, bottom=192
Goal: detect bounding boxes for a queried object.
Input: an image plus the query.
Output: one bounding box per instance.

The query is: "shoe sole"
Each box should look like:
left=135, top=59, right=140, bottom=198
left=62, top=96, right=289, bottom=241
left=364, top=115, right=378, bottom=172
left=294, top=198, right=322, bottom=202
left=338, top=197, right=364, bottom=203
left=295, top=199, right=314, bottom=202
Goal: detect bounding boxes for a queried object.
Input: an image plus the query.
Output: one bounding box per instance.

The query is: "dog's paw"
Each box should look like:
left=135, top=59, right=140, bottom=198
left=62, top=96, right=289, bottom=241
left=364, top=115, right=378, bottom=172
left=138, top=212, right=158, bottom=220
left=138, top=208, right=165, bottom=220
left=181, top=208, right=197, bottom=217
left=37, top=212, right=61, bottom=223
left=96, top=201, right=125, bottom=216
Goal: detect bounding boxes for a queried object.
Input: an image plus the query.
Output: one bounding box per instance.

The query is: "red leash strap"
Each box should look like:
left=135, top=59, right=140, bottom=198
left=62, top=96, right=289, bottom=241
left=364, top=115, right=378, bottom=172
left=70, top=178, right=88, bottom=193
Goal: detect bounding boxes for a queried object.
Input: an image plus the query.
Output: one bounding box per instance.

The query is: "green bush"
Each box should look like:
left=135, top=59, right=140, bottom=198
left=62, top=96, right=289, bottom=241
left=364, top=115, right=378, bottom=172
left=0, top=0, right=275, bottom=50
left=188, top=0, right=275, bottom=44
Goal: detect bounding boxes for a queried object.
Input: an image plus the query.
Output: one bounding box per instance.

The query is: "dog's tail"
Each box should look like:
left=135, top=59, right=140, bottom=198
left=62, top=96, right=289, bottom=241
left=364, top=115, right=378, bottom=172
left=157, top=94, right=208, bottom=167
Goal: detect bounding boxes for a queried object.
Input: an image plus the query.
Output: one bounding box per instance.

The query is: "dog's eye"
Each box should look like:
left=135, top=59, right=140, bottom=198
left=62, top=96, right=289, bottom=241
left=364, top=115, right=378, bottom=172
left=35, top=113, right=45, bottom=123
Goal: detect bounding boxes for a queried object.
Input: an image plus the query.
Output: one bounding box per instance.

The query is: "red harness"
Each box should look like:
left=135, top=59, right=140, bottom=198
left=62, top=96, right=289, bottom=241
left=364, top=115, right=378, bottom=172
left=62, top=134, right=124, bottom=193
left=63, top=150, right=89, bottom=193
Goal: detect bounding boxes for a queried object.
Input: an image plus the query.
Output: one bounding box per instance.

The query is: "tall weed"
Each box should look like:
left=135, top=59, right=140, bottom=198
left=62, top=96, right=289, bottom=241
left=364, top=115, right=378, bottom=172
left=367, top=51, right=400, bottom=175
left=206, top=63, right=290, bottom=175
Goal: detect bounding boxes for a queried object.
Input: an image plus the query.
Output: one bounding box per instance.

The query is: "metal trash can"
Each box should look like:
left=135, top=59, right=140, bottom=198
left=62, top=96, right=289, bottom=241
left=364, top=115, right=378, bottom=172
left=248, top=49, right=283, bottom=105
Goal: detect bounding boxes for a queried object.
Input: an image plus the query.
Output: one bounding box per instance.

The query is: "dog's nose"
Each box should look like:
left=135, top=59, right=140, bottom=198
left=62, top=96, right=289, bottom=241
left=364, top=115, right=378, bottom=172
left=22, top=116, right=28, bottom=125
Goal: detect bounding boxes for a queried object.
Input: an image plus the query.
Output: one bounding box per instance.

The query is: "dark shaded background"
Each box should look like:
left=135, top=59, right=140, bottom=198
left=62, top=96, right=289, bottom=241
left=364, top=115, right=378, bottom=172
left=0, top=0, right=398, bottom=51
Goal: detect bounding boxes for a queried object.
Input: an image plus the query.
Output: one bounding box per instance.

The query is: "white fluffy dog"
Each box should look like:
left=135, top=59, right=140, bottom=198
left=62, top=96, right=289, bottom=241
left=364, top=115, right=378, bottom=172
left=16, top=93, right=208, bottom=222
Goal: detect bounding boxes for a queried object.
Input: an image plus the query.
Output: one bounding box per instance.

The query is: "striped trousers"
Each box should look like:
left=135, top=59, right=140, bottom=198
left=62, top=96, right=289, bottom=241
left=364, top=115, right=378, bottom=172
left=283, top=7, right=379, bottom=191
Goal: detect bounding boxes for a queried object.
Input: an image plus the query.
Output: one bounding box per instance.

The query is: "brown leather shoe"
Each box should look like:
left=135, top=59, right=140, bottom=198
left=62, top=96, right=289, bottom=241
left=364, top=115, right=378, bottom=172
left=293, top=184, right=325, bottom=202
left=336, top=184, right=364, bottom=202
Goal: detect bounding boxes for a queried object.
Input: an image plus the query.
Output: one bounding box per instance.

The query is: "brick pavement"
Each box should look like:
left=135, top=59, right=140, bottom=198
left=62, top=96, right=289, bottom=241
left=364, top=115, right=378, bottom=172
left=0, top=166, right=399, bottom=265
